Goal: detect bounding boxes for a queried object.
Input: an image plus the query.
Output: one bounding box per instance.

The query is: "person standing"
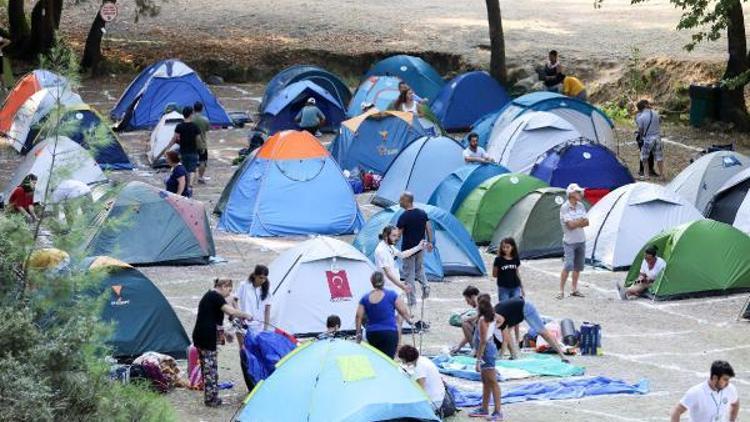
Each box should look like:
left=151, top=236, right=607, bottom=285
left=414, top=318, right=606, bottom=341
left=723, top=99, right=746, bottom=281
left=493, top=237, right=524, bottom=342
left=192, top=278, right=252, bottom=407
left=463, top=133, right=491, bottom=164
left=192, top=101, right=211, bottom=184
left=671, top=360, right=739, bottom=422
left=636, top=99, right=664, bottom=180
left=295, top=97, right=326, bottom=135
left=469, top=294, right=502, bottom=420
left=355, top=272, right=413, bottom=358
left=233, top=265, right=272, bottom=334
left=558, top=183, right=588, bottom=299
left=162, top=106, right=201, bottom=190
left=397, top=192, right=434, bottom=310
left=7, top=174, right=38, bottom=223
left=164, top=151, right=190, bottom=197
left=543, top=50, right=565, bottom=92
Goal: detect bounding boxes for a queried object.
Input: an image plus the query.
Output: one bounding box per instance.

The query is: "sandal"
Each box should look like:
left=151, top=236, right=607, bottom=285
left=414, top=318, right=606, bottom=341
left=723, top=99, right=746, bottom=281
left=555, top=293, right=564, bottom=300
left=570, top=291, right=585, bottom=298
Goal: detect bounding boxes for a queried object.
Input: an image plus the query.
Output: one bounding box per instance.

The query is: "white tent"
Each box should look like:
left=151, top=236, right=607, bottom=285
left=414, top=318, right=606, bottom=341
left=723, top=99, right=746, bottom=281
left=268, top=236, right=379, bottom=336
left=6, top=87, right=83, bottom=152
left=148, top=110, right=183, bottom=166
left=486, top=111, right=582, bottom=173
left=585, top=182, right=704, bottom=270
left=3, top=136, right=107, bottom=204
left=667, top=151, right=750, bottom=215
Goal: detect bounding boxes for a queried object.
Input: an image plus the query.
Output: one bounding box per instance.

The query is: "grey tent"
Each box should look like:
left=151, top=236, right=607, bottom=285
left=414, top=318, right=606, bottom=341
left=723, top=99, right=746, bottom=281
left=707, top=167, right=750, bottom=234
left=667, top=151, right=750, bottom=215
left=488, top=187, right=582, bottom=258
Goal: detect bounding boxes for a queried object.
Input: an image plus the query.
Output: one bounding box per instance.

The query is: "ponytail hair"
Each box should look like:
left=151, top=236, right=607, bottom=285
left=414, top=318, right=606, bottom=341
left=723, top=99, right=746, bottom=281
left=370, top=271, right=385, bottom=289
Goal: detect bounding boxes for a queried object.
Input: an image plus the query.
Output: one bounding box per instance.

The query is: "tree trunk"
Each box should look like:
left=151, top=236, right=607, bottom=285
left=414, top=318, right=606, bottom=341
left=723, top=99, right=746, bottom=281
left=53, top=0, right=63, bottom=29
left=27, top=0, right=56, bottom=59
left=7, top=0, right=30, bottom=54
left=720, top=0, right=750, bottom=131
left=485, top=0, right=507, bottom=85
left=81, top=0, right=115, bottom=73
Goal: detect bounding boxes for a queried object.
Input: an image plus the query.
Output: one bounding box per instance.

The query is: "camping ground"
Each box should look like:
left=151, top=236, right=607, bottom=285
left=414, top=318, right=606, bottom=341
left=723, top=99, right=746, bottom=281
left=1, top=78, right=748, bottom=421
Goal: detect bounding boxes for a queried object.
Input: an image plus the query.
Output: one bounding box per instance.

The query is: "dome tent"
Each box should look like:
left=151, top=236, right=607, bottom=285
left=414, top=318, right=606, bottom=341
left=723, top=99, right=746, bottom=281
left=670, top=151, right=750, bottom=215
left=456, top=173, right=548, bottom=244
left=85, top=181, right=215, bottom=265
left=261, top=64, right=351, bottom=112
left=257, top=80, right=346, bottom=135
left=372, top=135, right=465, bottom=207
left=428, top=163, right=509, bottom=213
left=148, top=110, right=184, bottom=167
left=0, top=69, right=69, bottom=134
left=217, top=131, right=364, bottom=236
left=585, top=183, right=704, bottom=270
left=708, top=167, right=750, bottom=233
left=463, top=110, right=501, bottom=149
left=430, top=71, right=510, bottom=132
left=268, top=237, right=378, bottom=336
left=353, top=203, right=486, bottom=281
left=625, top=220, right=750, bottom=300
left=348, top=75, right=402, bottom=116
left=6, top=87, right=83, bottom=152
left=363, top=55, right=445, bottom=101
left=330, top=109, right=427, bottom=175
left=235, top=339, right=439, bottom=422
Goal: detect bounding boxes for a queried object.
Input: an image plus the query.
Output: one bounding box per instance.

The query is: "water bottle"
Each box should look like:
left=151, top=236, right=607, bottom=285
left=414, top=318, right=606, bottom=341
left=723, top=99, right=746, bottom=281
left=580, top=323, right=592, bottom=355
left=594, top=324, right=603, bottom=356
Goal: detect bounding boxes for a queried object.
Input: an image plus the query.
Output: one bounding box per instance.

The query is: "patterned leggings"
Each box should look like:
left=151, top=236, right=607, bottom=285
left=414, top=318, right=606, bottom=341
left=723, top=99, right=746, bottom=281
left=198, top=349, right=219, bottom=405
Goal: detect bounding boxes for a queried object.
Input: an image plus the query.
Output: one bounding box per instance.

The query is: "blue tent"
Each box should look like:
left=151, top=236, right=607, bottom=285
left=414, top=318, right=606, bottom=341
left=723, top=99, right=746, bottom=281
left=364, top=55, right=445, bottom=101
left=462, top=110, right=501, bottom=148
left=236, top=339, right=439, bottom=422
left=110, top=59, right=232, bottom=131
left=353, top=203, right=486, bottom=280
left=217, top=131, right=364, bottom=236
left=260, top=65, right=351, bottom=112
left=347, top=76, right=402, bottom=116
left=428, top=163, right=509, bottom=213
left=330, top=110, right=427, bottom=175
left=242, top=330, right=296, bottom=390
left=373, top=136, right=465, bottom=207
left=257, top=81, right=346, bottom=135
left=430, top=71, right=510, bottom=132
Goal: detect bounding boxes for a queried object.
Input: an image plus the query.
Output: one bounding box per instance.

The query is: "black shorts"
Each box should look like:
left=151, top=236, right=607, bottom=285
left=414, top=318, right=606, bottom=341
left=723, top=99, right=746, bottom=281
left=198, top=150, right=208, bottom=163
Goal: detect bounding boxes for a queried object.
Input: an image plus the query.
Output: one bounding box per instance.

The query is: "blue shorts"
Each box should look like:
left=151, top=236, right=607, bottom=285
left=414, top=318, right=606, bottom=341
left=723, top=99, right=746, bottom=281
left=498, top=286, right=522, bottom=302
left=523, top=301, right=546, bottom=334
left=182, top=153, right=199, bottom=173
left=479, top=341, right=497, bottom=370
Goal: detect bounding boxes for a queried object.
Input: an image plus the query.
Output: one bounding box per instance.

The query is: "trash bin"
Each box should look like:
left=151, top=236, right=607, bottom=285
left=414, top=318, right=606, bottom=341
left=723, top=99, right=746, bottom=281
left=689, top=84, right=721, bottom=127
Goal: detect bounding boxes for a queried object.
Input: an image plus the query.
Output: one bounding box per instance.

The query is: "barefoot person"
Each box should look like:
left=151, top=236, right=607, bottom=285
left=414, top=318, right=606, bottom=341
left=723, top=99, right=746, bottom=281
left=558, top=183, right=588, bottom=299
left=671, top=360, right=739, bottom=422
left=469, top=294, right=502, bottom=420
left=617, top=245, right=666, bottom=300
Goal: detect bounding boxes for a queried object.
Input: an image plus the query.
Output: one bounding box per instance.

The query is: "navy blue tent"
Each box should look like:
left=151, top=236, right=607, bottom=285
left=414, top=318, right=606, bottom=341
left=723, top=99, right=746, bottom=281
left=430, top=71, right=510, bottom=132
left=241, top=330, right=296, bottom=390
left=428, top=163, right=509, bottom=213
left=257, top=81, right=346, bottom=135
left=111, top=59, right=232, bottom=131
left=364, top=55, right=445, bottom=101
left=261, top=65, right=351, bottom=113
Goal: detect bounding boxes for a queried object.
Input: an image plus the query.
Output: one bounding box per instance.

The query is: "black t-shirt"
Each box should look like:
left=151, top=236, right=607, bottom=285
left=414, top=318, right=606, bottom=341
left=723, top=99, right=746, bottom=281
left=192, top=290, right=226, bottom=351
left=175, top=122, right=201, bottom=155
left=494, top=298, right=525, bottom=330
left=397, top=208, right=429, bottom=251
left=494, top=256, right=521, bottom=289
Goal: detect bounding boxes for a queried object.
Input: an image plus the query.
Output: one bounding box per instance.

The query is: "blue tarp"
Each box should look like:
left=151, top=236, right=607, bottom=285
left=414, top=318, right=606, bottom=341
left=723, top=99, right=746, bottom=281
left=241, top=330, right=296, bottom=386
left=257, top=80, right=346, bottom=134
left=430, top=71, right=510, bottom=132
left=261, top=65, right=351, bottom=112
left=449, top=376, right=649, bottom=407
left=364, top=55, right=445, bottom=101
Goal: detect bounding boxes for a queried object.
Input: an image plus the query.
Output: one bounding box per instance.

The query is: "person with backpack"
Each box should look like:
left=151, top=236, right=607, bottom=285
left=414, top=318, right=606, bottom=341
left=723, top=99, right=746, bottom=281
left=636, top=99, right=664, bottom=180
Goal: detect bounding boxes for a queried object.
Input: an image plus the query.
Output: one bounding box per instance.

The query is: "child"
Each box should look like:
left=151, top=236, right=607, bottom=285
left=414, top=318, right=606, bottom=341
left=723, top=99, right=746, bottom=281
left=469, top=294, right=502, bottom=420
left=493, top=237, right=524, bottom=347
left=318, top=315, right=341, bottom=339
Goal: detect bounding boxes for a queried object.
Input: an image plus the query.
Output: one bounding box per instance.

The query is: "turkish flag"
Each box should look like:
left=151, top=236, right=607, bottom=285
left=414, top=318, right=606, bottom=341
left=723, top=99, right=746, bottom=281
left=326, top=270, right=353, bottom=301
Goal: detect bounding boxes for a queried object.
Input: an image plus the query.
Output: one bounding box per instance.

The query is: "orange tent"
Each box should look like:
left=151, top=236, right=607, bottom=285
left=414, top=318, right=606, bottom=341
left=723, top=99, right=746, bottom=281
left=0, top=70, right=68, bottom=134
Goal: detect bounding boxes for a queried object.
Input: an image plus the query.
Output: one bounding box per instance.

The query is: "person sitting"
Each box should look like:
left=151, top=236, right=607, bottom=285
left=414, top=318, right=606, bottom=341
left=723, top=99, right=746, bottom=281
left=393, top=89, right=422, bottom=116
left=543, top=50, right=565, bottom=92
left=463, top=133, right=491, bottom=164
left=295, top=97, right=325, bottom=135
left=397, top=345, right=446, bottom=412
left=616, top=245, right=666, bottom=300
left=450, top=285, right=480, bottom=354
left=7, top=174, right=38, bottom=223
left=562, top=76, right=587, bottom=101
left=318, top=315, right=342, bottom=339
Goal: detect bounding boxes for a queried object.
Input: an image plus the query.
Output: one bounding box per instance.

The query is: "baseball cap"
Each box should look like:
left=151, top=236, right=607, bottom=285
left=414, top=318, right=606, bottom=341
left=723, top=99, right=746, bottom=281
left=307, top=97, right=316, bottom=104
left=566, top=183, right=585, bottom=195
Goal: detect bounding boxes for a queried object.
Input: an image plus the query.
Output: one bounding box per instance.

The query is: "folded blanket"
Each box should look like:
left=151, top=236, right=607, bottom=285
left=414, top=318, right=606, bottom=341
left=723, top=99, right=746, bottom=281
left=432, top=353, right=585, bottom=382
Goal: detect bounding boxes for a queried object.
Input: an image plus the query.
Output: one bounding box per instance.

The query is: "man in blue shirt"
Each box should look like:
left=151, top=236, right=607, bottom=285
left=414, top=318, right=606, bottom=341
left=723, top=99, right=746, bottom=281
left=295, top=97, right=326, bottom=135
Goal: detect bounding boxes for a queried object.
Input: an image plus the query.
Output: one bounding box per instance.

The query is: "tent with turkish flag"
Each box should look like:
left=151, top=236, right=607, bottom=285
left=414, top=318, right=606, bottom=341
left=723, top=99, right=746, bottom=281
left=267, top=236, right=378, bottom=337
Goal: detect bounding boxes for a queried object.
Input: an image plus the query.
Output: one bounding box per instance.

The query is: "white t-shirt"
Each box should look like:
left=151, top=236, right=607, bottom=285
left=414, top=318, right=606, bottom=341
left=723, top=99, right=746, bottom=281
left=680, top=382, right=738, bottom=422
left=412, top=356, right=445, bottom=406
left=463, top=146, right=489, bottom=161
left=560, top=200, right=587, bottom=244
left=374, top=240, right=401, bottom=281
left=233, top=282, right=271, bottom=332
left=400, top=101, right=419, bottom=114
left=640, top=256, right=666, bottom=281
left=51, top=180, right=92, bottom=204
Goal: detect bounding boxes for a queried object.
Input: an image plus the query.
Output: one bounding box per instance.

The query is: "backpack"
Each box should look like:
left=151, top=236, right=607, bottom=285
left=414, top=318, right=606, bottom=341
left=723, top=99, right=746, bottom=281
left=439, top=381, right=458, bottom=418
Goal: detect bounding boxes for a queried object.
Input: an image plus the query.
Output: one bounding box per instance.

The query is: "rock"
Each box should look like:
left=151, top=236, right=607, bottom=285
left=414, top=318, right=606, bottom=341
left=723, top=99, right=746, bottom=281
left=207, top=75, right=224, bottom=85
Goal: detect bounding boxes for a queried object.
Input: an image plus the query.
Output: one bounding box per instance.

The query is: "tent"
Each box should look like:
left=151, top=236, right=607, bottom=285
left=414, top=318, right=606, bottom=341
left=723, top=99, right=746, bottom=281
left=586, top=182, right=704, bottom=270
left=329, top=109, right=427, bottom=174
left=148, top=110, right=184, bottom=166
left=531, top=140, right=634, bottom=204
left=363, top=55, right=445, bottom=101
left=28, top=104, right=132, bottom=170
left=261, top=65, right=351, bottom=112
left=625, top=220, right=750, bottom=300
left=110, top=59, right=232, bottom=130
left=257, top=80, right=346, bottom=134
left=430, top=71, right=510, bottom=132
left=348, top=76, right=402, bottom=116
left=85, top=181, right=215, bottom=265
left=488, top=188, right=581, bottom=258
left=428, top=163, right=509, bottom=213
left=6, top=87, right=83, bottom=152
left=476, top=92, right=615, bottom=148
left=0, top=70, right=68, bottom=134
left=708, top=167, right=750, bottom=233
left=88, top=256, right=190, bottom=358
left=235, top=339, right=439, bottom=422
left=486, top=111, right=583, bottom=173
left=268, top=237, right=378, bottom=336
left=3, top=137, right=107, bottom=205
left=217, top=131, right=364, bottom=236
left=456, top=173, right=548, bottom=244
left=353, top=203, right=486, bottom=281
left=463, top=110, right=500, bottom=149
left=669, top=151, right=750, bottom=215
left=372, top=135, right=465, bottom=207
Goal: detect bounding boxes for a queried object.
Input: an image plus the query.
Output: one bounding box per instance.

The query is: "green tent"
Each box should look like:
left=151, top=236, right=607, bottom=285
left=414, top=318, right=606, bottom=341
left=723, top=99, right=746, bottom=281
left=488, top=187, right=586, bottom=258
left=625, top=220, right=750, bottom=300
left=455, top=173, right=547, bottom=244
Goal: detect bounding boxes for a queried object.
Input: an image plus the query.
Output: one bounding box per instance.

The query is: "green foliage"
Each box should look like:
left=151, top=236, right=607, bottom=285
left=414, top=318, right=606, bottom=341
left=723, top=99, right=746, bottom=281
left=625, top=46, right=646, bottom=96
left=601, top=101, right=631, bottom=124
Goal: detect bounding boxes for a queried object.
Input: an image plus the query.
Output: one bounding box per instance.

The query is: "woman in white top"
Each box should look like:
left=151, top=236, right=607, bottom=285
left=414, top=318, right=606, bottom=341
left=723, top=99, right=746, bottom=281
left=617, top=245, right=666, bottom=300
left=394, top=89, right=421, bottom=116
left=233, top=265, right=272, bottom=332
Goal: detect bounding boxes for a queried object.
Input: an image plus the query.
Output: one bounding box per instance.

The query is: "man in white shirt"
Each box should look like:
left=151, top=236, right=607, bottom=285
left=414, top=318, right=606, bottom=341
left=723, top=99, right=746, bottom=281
left=398, top=345, right=446, bottom=410
left=558, top=183, right=588, bottom=299
left=463, top=133, right=491, bottom=164
left=617, top=245, right=666, bottom=300
left=671, top=360, right=739, bottom=422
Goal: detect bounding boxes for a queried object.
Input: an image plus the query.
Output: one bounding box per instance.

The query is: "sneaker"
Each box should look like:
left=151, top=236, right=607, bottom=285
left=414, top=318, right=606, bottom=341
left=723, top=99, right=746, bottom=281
left=469, top=408, right=489, bottom=418
left=486, top=411, right=504, bottom=421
